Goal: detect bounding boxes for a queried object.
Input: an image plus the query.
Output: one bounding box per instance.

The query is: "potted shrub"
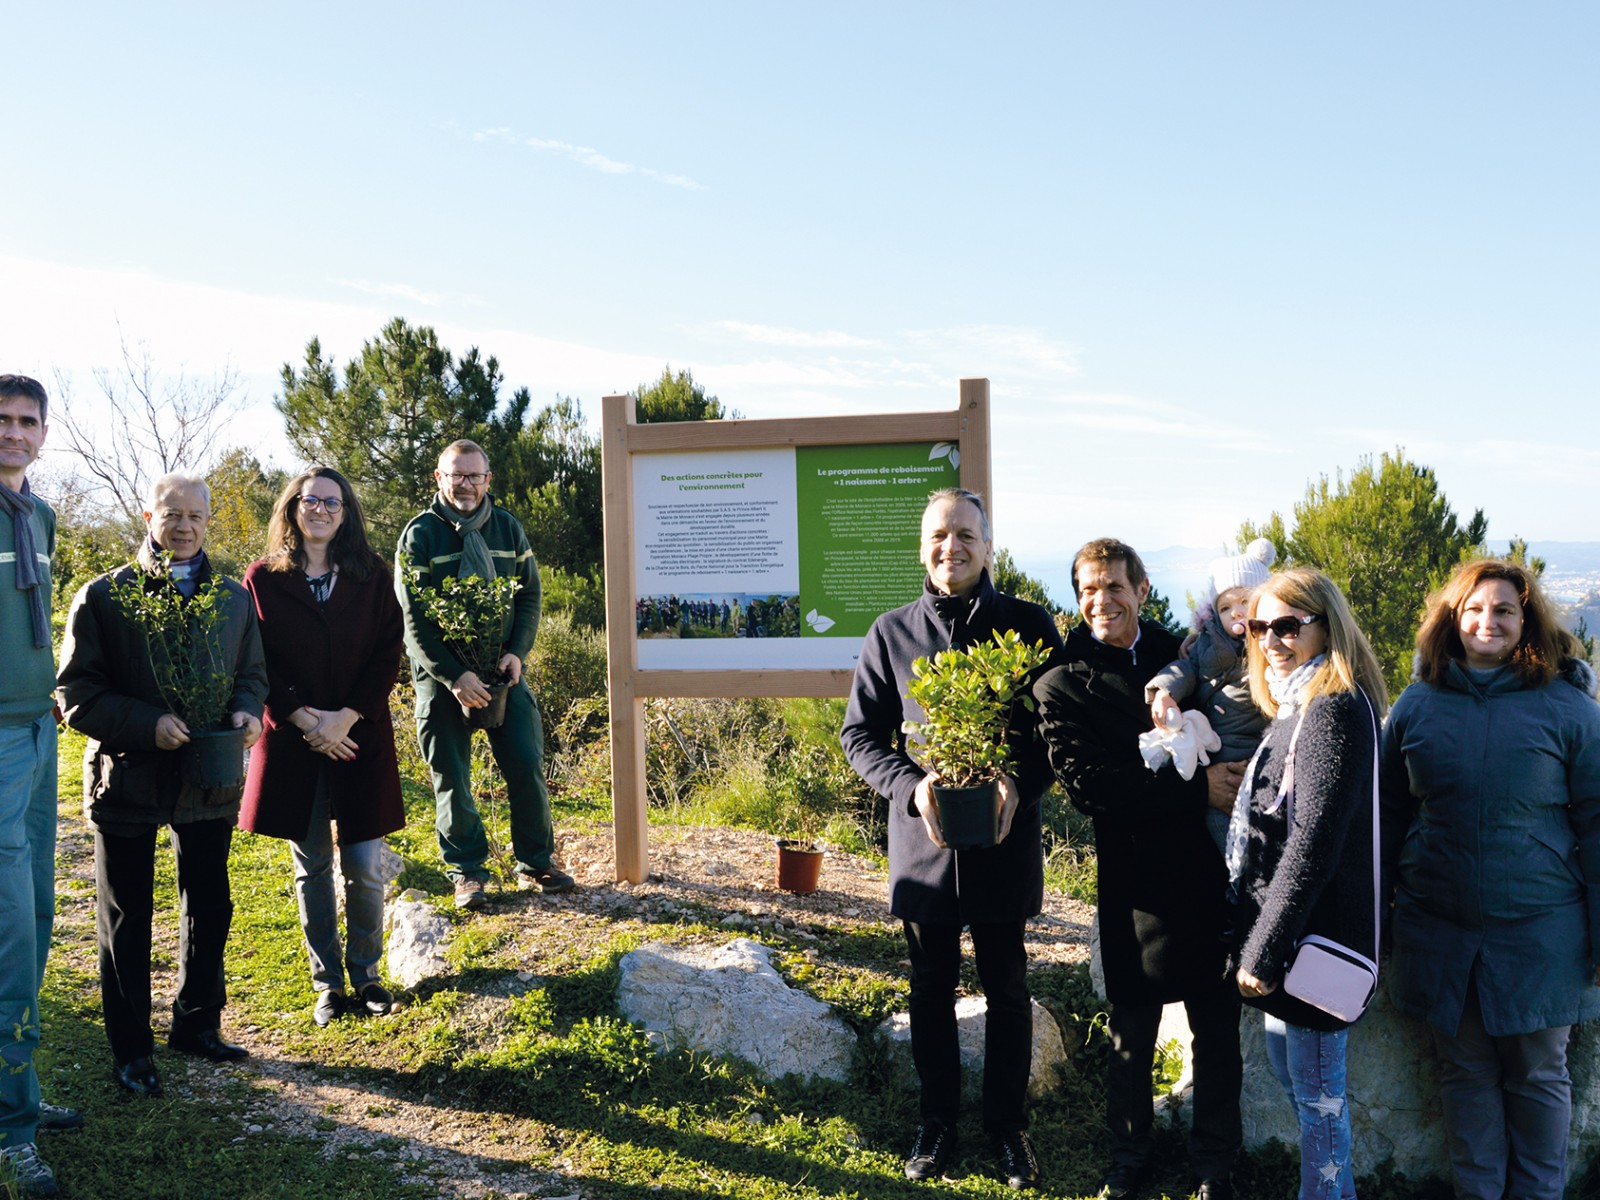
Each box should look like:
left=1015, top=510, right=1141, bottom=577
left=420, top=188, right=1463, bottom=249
left=774, top=836, right=824, bottom=895
left=901, top=630, right=1053, bottom=849
left=111, top=559, right=248, bottom=788
left=405, top=569, right=524, bottom=729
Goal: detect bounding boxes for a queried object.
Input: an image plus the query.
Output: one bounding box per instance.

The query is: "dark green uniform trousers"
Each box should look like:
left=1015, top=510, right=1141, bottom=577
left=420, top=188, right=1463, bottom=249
left=415, top=679, right=554, bottom=880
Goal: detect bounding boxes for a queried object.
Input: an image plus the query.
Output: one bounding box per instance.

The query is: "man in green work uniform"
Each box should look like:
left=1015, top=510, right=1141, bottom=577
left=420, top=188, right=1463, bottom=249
left=396, top=439, right=575, bottom=910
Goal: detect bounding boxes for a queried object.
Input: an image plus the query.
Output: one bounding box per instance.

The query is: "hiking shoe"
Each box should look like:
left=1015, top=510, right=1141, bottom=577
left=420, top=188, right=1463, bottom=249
left=516, top=865, right=575, bottom=894
left=904, top=1121, right=957, bottom=1181
left=37, top=1102, right=83, bottom=1133
left=995, top=1129, right=1041, bottom=1189
left=454, top=877, right=488, bottom=910
left=0, top=1142, right=58, bottom=1196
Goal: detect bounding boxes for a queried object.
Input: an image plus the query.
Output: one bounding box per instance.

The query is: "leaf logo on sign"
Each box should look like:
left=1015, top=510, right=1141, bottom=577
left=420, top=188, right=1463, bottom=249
left=806, top=609, right=836, bottom=633
left=930, top=442, right=960, bottom=469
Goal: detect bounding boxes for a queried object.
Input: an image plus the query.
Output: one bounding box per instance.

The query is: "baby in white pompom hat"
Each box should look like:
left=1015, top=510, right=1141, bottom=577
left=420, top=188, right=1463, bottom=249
left=1144, top=537, right=1278, bottom=853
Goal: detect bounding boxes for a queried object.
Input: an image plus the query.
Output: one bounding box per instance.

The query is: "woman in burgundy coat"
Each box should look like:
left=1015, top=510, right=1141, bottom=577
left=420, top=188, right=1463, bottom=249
left=240, top=467, right=405, bottom=1026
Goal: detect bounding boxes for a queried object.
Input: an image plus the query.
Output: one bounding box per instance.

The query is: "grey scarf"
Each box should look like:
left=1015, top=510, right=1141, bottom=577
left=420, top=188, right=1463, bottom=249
left=0, top=479, right=48, bottom=648
left=431, top=494, right=496, bottom=581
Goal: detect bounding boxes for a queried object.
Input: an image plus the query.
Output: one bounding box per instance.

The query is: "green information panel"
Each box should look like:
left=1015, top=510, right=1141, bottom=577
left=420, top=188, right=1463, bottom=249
left=794, top=441, right=961, bottom=638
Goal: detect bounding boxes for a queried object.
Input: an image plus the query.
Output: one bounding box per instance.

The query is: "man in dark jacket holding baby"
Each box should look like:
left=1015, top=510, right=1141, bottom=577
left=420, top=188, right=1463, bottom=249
left=1033, top=537, right=1244, bottom=1200
left=842, top=488, right=1062, bottom=1190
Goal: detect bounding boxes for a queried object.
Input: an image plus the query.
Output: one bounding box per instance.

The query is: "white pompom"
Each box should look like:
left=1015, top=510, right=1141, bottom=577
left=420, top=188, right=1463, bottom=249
left=1246, top=537, right=1277, bottom=567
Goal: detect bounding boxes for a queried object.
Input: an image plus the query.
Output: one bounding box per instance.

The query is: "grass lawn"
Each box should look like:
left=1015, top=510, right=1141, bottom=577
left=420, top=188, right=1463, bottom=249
left=22, top=722, right=1397, bottom=1200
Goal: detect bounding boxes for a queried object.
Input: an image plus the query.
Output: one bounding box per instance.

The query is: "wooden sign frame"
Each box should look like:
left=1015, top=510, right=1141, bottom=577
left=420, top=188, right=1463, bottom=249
left=600, top=378, right=992, bottom=881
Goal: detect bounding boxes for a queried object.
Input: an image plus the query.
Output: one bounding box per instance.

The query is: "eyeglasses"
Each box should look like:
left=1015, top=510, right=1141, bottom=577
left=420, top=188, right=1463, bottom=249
left=1246, top=613, right=1323, bottom=640
left=440, top=472, right=488, bottom=485
left=298, top=495, right=343, bottom=513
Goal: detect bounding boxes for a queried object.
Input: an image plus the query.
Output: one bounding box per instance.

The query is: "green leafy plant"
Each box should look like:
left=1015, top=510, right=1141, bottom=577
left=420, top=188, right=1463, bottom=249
left=110, top=556, right=238, bottom=730
left=405, top=568, right=523, bottom=684
left=901, top=630, right=1053, bottom=787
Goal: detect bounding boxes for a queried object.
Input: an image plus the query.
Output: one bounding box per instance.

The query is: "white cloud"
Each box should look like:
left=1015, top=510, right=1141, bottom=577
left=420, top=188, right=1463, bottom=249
left=712, top=320, right=877, bottom=349
left=333, top=278, right=438, bottom=306
left=473, top=127, right=707, bottom=191
left=903, top=325, right=1082, bottom=381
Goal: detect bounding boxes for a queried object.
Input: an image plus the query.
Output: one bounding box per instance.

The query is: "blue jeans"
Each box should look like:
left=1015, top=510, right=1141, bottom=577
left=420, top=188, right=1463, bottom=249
left=1263, top=1014, right=1356, bottom=1200
left=289, top=783, right=387, bottom=994
left=0, top=715, right=58, bottom=1146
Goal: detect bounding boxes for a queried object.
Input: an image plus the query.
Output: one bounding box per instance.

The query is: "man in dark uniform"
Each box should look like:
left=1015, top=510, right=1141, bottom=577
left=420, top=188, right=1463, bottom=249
left=842, top=488, right=1062, bottom=1190
left=1033, top=538, right=1244, bottom=1200
left=395, top=439, right=575, bottom=910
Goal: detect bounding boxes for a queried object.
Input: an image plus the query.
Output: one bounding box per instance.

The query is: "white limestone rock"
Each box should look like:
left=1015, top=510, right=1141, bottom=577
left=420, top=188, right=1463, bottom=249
left=385, top=888, right=452, bottom=988
left=616, top=938, right=857, bottom=1084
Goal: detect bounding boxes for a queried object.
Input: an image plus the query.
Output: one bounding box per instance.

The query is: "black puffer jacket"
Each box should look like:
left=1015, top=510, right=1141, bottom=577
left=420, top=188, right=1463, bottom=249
left=1034, top=622, right=1230, bottom=1004
left=841, top=572, right=1062, bottom=925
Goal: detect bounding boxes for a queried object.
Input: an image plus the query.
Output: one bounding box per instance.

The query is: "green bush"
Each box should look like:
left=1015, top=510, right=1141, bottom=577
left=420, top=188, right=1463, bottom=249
left=525, top=610, right=608, bottom=756
left=541, top=563, right=606, bottom=629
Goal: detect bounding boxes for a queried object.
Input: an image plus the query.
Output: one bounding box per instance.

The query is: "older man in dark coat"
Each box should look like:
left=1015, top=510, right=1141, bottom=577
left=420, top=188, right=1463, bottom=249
left=1033, top=538, right=1244, bottom=1200
left=842, top=488, right=1062, bottom=1190
left=57, top=473, right=267, bottom=1101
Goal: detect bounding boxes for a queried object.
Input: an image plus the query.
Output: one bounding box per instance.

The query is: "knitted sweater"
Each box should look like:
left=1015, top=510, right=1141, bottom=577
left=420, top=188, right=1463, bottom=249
left=1233, top=686, right=1379, bottom=1031
left=394, top=499, right=542, bottom=692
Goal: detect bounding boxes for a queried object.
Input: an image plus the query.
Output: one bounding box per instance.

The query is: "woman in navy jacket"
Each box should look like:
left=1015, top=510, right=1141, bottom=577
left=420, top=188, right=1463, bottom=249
left=240, top=467, right=405, bottom=1027
left=1382, top=559, right=1600, bottom=1200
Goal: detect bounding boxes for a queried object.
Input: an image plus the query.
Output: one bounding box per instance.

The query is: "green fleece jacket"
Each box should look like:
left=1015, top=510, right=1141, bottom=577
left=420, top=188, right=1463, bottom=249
left=394, top=498, right=542, bottom=692
left=0, top=497, right=56, bottom=726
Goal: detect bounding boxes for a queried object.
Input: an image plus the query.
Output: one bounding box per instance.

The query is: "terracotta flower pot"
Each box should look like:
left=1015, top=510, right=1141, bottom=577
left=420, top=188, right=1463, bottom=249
left=931, top=780, right=1000, bottom=849
left=181, top=725, right=249, bottom=789
left=463, top=681, right=512, bottom=730
left=775, top=839, right=824, bottom=894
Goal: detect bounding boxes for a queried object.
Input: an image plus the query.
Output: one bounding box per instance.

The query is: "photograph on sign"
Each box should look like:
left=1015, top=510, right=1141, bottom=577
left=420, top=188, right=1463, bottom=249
left=633, top=442, right=958, bottom=668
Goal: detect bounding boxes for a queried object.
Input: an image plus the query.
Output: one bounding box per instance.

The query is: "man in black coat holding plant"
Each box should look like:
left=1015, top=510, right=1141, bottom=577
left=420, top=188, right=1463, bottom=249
left=57, top=473, right=267, bottom=1101
left=841, top=488, right=1062, bottom=1190
left=1033, top=538, right=1244, bottom=1200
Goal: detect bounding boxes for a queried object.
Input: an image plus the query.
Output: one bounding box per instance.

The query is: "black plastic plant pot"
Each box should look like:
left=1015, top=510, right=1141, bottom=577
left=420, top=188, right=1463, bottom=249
left=463, top=681, right=511, bottom=730
left=932, top=780, right=1000, bottom=849
left=181, top=725, right=249, bottom=789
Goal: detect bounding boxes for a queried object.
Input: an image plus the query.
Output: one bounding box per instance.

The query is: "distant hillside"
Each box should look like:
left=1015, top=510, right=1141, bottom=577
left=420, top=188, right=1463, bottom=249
left=1528, top=542, right=1600, bottom=605
left=1025, top=541, right=1600, bottom=623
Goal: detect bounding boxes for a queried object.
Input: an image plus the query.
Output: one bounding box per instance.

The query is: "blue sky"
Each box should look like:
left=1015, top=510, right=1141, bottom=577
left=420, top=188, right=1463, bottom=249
left=4, top=3, right=1595, bottom=601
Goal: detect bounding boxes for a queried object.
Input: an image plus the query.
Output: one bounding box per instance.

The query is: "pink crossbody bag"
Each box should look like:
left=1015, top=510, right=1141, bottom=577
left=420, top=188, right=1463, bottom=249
left=1274, top=691, right=1382, bottom=1022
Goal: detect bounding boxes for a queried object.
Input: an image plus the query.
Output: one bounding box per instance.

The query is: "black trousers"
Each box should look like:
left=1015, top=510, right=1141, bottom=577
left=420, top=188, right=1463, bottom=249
left=904, top=919, right=1031, bottom=1135
left=94, top=818, right=234, bottom=1065
left=1105, top=985, right=1243, bottom=1180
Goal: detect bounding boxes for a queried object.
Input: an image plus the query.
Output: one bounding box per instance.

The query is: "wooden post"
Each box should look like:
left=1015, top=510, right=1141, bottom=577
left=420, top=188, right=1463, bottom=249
left=601, top=394, right=650, bottom=883
left=958, top=377, right=993, bottom=524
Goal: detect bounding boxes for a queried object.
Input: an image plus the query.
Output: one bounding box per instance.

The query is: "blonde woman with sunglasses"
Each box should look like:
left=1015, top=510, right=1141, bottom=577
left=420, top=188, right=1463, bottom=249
left=1228, top=567, right=1388, bottom=1200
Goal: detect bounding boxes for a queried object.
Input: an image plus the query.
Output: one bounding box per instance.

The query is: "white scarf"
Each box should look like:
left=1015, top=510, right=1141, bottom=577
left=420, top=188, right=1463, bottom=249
left=1224, top=654, right=1327, bottom=883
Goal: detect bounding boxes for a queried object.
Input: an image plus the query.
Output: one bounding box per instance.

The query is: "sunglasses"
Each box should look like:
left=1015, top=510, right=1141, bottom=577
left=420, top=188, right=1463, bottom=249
left=1247, top=613, right=1323, bottom=640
